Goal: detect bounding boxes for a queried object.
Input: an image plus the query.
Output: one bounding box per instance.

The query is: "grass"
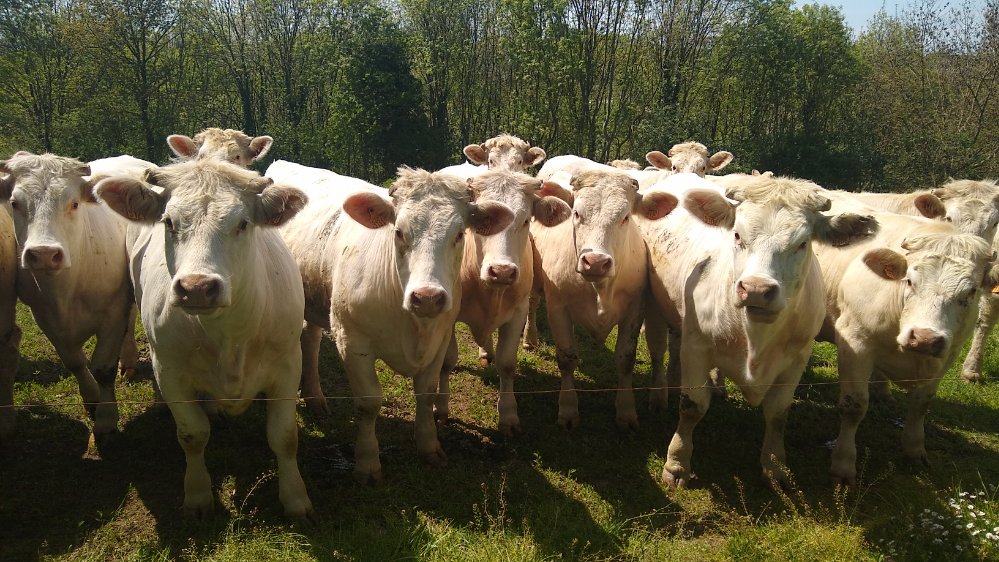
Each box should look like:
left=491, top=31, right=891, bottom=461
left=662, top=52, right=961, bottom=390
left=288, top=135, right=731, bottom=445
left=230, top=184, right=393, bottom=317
left=2, top=301, right=999, bottom=561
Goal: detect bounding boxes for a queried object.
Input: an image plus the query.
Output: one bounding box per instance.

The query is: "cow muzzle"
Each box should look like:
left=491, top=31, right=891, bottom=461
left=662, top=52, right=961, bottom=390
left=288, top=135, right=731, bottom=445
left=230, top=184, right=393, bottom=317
left=736, top=276, right=782, bottom=322
left=173, top=273, right=227, bottom=312
left=407, top=285, right=449, bottom=318
left=484, top=262, right=519, bottom=286
left=22, top=245, right=67, bottom=272
left=577, top=251, right=613, bottom=280
left=901, top=328, right=947, bottom=357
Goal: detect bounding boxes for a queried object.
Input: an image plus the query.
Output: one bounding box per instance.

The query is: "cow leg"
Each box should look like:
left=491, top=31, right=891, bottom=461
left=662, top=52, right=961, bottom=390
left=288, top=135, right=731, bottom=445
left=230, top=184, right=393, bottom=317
left=477, top=334, right=494, bottom=368
left=160, top=372, right=214, bottom=518
left=414, top=340, right=449, bottom=467
left=759, top=370, right=801, bottom=488
left=90, top=316, right=131, bottom=436
left=962, top=293, right=999, bottom=383
left=901, top=379, right=941, bottom=466
left=266, top=353, right=314, bottom=521
left=300, top=322, right=329, bottom=415
left=613, top=300, right=643, bottom=430
left=547, top=304, right=579, bottom=429
left=666, top=329, right=683, bottom=399
left=662, top=340, right=712, bottom=488
left=829, top=343, right=873, bottom=487
left=869, top=370, right=894, bottom=402
left=340, top=344, right=384, bottom=484
left=436, top=331, right=458, bottom=424
left=496, top=308, right=527, bottom=436
left=522, top=237, right=543, bottom=350
left=52, top=343, right=104, bottom=432
left=118, top=304, right=140, bottom=381
left=644, top=311, right=669, bottom=411
left=0, top=325, right=21, bottom=447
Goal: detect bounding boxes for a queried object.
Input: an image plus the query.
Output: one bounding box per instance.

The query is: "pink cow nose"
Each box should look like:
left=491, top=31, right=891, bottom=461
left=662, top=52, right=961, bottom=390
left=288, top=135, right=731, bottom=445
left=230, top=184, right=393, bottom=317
left=25, top=246, right=64, bottom=270
left=579, top=252, right=613, bottom=278
left=174, top=274, right=223, bottom=309
left=905, top=328, right=946, bottom=356
left=409, top=286, right=447, bottom=317
left=737, top=277, right=779, bottom=307
left=486, top=263, right=519, bottom=285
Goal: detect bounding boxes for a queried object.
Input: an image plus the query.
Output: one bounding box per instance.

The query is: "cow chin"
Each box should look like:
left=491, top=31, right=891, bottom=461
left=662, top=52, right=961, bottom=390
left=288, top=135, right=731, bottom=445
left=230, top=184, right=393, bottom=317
left=174, top=302, right=227, bottom=317
left=743, top=305, right=781, bottom=324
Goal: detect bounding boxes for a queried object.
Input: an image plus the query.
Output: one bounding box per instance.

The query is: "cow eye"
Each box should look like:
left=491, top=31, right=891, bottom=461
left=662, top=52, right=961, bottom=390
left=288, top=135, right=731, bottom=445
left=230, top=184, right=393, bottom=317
left=734, top=232, right=743, bottom=247
left=798, top=241, right=807, bottom=251
left=573, top=210, right=581, bottom=222
left=905, top=278, right=913, bottom=288
left=523, top=218, right=530, bottom=228
left=237, top=219, right=248, bottom=233
left=70, top=201, right=79, bottom=210
left=163, top=217, right=175, bottom=231
left=456, top=231, right=465, bottom=243
left=945, top=216, right=953, bottom=222
left=621, top=214, right=630, bottom=225
left=8, top=199, right=17, bottom=210
left=394, top=228, right=404, bottom=243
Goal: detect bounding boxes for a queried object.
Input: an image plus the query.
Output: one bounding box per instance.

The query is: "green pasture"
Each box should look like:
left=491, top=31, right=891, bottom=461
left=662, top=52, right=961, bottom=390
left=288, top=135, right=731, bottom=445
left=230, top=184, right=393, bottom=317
left=2, top=300, right=999, bottom=561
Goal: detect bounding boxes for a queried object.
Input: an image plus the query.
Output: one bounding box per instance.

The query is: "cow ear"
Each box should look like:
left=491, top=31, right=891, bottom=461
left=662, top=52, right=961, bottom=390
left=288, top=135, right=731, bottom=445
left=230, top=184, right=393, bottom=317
left=248, top=136, right=274, bottom=162
left=344, top=191, right=395, bottom=229
left=815, top=212, right=878, bottom=247
left=646, top=150, right=671, bottom=170
left=467, top=200, right=514, bottom=236
left=79, top=176, right=101, bottom=203
left=707, top=151, right=733, bottom=172
left=914, top=193, right=945, bottom=219
left=533, top=195, right=571, bottom=227
left=684, top=189, right=735, bottom=228
left=252, top=185, right=307, bottom=227
left=539, top=180, right=574, bottom=205
left=0, top=174, right=13, bottom=199
left=863, top=248, right=908, bottom=281
left=983, top=256, right=999, bottom=290
left=95, top=177, right=167, bottom=222
left=635, top=190, right=678, bottom=221
left=525, top=146, right=546, bottom=167
left=463, top=144, right=488, bottom=166
left=167, top=134, right=199, bottom=159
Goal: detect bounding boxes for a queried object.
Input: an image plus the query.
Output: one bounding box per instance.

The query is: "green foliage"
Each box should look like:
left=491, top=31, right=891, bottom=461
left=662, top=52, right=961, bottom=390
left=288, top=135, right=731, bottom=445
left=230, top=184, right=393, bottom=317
left=0, top=0, right=996, bottom=185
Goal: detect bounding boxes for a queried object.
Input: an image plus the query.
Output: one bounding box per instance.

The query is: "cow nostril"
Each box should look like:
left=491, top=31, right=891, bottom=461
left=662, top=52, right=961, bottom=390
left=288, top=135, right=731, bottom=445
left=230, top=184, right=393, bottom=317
left=763, top=285, right=777, bottom=301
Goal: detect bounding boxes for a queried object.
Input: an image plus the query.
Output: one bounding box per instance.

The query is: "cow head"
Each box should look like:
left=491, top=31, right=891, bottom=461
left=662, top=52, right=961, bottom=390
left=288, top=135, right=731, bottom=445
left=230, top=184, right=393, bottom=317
left=0, top=151, right=97, bottom=272
left=466, top=171, right=570, bottom=286
left=167, top=128, right=274, bottom=167
left=343, top=168, right=514, bottom=318
left=556, top=170, right=677, bottom=283
left=646, top=141, right=733, bottom=177
left=863, top=234, right=995, bottom=357
left=942, top=196, right=999, bottom=242
left=95, top=160, right=306, bottom=314
left=683, top=175, right=878, bottom=323
left=463, top=134, right=546, bottom=172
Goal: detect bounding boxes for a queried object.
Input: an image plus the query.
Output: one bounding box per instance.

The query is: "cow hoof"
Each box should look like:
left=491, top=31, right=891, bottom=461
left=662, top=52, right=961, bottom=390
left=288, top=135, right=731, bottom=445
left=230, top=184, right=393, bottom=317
left=558, top=413, right=580, bottom=430
left=420, top=446, right=448, bottom=467
left=478, top=357, right=491, bottom=368
left=119, top=366, right=138, bottom=381
left=662, top=468, right=693, bottom=490
left=498, top=420, right=522, bottom=437
left=616, top=416, right=639, bottom=431
left=830, top=472, right=856, bottom=489
left=304, top=396, right=331, bottom=417
left=709, top=385, right=728, bottom=402
left=183, top=498, right=216, bottom=521
left=353, top=467, right=384, bottom=486
left=961, top=371, right=984, bottom=384
left=287, top=504, right=318, bottom=527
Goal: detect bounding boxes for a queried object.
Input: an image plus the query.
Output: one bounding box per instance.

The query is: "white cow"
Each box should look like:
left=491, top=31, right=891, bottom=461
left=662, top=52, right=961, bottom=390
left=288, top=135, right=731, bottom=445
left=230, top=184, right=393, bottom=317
left=0, top=200, right=19, bottom=447
left=167, top=128, right=274, bottom=167
left=828, top=180, right=999, bottom=385
left=437, top=170, right=571, bottom=434
left=645, top=141, right=733, bottom=176
left=811, top=217, right=995, bottom=485
left=273, top=162, right=513, bottom=483
left=0, top=152, right=139, bottom=438
left=439, top=134, right=547, bottom=179
left=639, top=173, right=876, bottom=487
left=94, top=160, right=313, bottom=520
left=531, top=169, right=678, bottom=429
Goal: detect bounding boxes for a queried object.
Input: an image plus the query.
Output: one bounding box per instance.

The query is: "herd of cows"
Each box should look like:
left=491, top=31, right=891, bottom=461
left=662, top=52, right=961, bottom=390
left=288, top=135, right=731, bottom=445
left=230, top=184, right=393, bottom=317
left=1, top=128, right=998, bottom=523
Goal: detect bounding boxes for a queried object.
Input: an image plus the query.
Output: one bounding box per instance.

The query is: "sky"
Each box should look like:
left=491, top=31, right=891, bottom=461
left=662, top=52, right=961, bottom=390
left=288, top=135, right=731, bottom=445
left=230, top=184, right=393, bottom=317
left=807, top=0, right=987, bottom=33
